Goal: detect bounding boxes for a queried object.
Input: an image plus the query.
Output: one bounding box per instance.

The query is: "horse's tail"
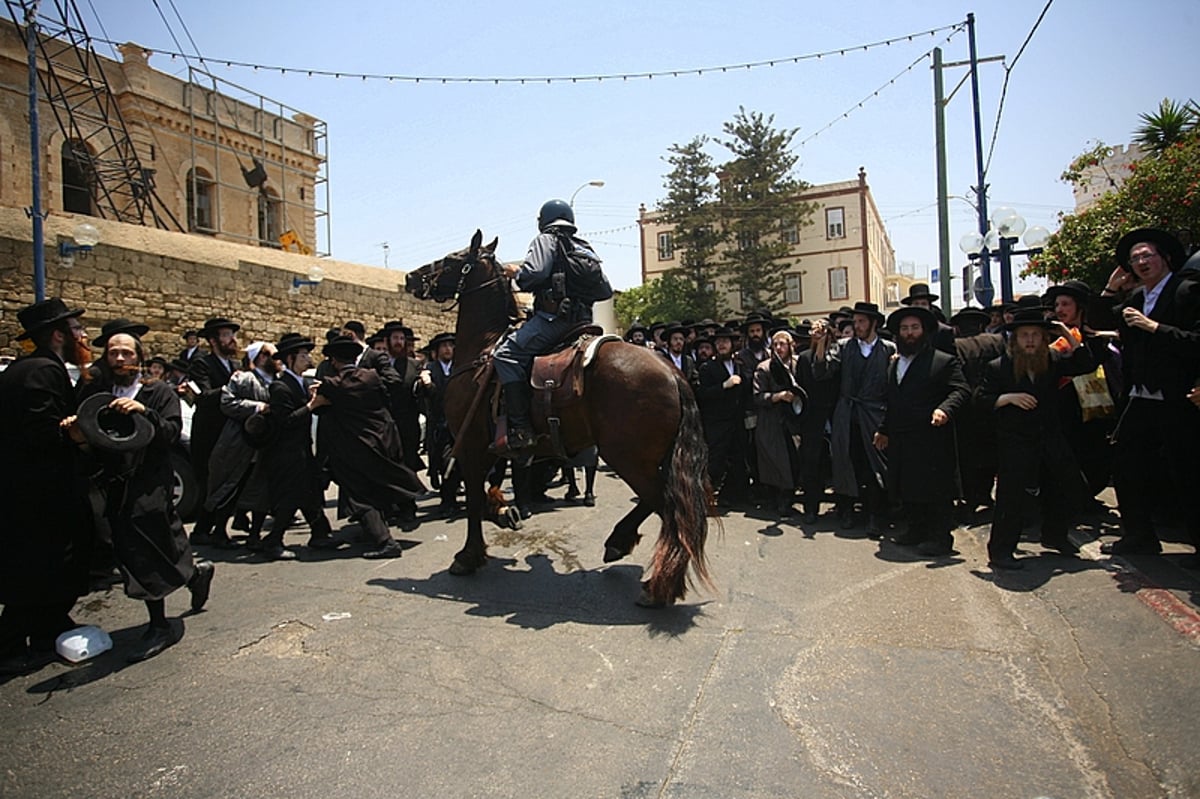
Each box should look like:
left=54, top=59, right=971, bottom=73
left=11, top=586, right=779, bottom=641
left=647, top=372, right=718, bottom=604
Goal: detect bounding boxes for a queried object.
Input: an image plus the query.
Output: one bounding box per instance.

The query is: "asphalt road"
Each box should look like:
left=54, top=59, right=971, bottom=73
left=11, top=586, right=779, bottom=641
left=2, top=473, right=1198, bottom=798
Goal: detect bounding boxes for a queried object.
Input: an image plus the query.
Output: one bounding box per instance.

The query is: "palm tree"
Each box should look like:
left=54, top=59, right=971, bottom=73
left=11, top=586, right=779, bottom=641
left=1133, top=98, right=1198, bottom=155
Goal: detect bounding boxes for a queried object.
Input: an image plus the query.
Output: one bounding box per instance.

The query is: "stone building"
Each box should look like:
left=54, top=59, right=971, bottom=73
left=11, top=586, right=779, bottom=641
left=1071, top=143, right=1147, bottom=212
left=638, top=167, right=895, bottom=322
left=0, top=17, right=326, bottom=253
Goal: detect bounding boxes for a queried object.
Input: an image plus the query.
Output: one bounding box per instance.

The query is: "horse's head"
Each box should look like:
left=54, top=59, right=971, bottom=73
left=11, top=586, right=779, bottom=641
left=405, top=229, right=499, bottom=303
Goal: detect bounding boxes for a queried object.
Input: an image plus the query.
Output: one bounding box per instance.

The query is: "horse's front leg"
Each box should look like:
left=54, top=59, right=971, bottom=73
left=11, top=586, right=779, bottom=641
left=603, top=500, right=654, bottom=563
left=450, top=471, right=489, bottom=575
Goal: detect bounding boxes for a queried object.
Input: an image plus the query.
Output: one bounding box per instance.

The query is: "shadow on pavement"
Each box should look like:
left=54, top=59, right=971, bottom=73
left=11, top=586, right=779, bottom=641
left=368, top=553, right=708, bottom=637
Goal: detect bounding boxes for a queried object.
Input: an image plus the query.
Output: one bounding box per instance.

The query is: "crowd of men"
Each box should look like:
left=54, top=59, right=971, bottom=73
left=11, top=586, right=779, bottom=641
left=631, top=227, right=1200, bottom=571
left=1, top=224, right=1197, bottom=673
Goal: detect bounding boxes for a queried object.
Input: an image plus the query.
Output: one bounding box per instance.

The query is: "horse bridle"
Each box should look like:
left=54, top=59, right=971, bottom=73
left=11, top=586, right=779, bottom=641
left=433, top=251, right=509, bottom=312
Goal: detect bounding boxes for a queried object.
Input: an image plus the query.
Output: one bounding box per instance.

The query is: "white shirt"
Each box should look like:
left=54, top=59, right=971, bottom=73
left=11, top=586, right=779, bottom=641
left=1130, top=277, right=1169, bottom=400
left=111, top=378, right=141, bottom=400
left=856, top=335, right=878, bottom=358
left=896, top=353, right=915, bottom=383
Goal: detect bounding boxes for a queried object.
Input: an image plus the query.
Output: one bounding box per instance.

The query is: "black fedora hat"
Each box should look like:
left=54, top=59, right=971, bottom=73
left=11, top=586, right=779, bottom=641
left=1116, top=227, right=1186, bottom=272
left=273, top=332, right=316, bottom=359
left=949, top=307, right=991, bottom=326
left=662, top=322, right=689, bottom=340
left=322, top=335, right=364, bottom=362
left=15, top=298, right=84, bottom=341
left=181, top=329, right=199, bottom=340
left=167, top=357, right=191, bottom=374
left=886, top=305, right=937, bottom=334
left=146, top=356, right=168, bottom=370
left=850, top=301, right=885, bottom=324
left=427, top=332, right=455, bottom=349
left=1004, top=308, right=1057, bottom=332
left=623, top=323, right=648, bottom=341
left=900, top=282, right=939, bottom=305
left=740, top=311, right=770, bottom=332
left=198, top=317, right=240, bottom=338
left=381, top=320, right=415, bottom=339
left=710, top=327, right=738, bottom=341
left=1043, top=279, right=1092, bottom=305
left=76, top=393, right=155, bottom=453
left=93, top=318, right=150, bottom=349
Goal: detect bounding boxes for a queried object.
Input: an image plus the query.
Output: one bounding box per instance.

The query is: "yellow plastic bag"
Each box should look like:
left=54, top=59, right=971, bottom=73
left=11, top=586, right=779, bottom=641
left=1073, top=364, right=1115, bottom=422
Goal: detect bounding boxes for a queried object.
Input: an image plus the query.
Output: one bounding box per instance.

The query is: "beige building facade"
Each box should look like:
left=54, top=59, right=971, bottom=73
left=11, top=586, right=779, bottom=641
left=638, top=168, right=896, bottom=322
left=0, top=18, right=326, bottom=253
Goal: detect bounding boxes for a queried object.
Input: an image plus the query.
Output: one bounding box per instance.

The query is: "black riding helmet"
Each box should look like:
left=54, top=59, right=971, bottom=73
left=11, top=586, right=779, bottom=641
left=537, top=199, right=575, bottom=232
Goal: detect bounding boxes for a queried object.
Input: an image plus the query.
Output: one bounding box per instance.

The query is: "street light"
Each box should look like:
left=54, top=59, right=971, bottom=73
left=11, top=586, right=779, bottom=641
left=959, top=208, right=1050, bottom=305
left=569, top=180, right=605, bottom=207
left=289, top=265, right=325, bottom=295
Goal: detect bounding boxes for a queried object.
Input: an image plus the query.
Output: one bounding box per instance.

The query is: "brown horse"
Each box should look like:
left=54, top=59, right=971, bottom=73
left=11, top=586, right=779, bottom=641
left=405, top=230, right=714, bottom=606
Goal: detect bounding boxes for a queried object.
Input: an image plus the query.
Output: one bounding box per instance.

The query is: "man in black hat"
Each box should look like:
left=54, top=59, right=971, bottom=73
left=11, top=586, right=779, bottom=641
left=0, top=299, right=95, bottom=674
left=734, top=311, right=772, bottom=495
left=815, top=301, right=894, bottom=533
left=178, top=329, right=202, bottom=363
left=1101, top=228, right=1200, bottom=566
left=977, top=308, right=1098, bottom=569
left=795, top=319, right=840, bottom=523
left=311, top=337, right=427, bottom=559
left=875, top=307, right=970, bottom=555
left=900, top=283, right=956, bottom=355
left=258, top=333, right=337, bottom=560
left=381, top=321, right=423, bottom=529
left=949, top=311, right=1007, bottom=516
left=623, top=323, right=648, bottom=347
left=696, top=328, right=750, bottom=508
left=187, top=317, right=242, bottom=547
left=77, top=323, right=214, bottom=662
left=418, top=332, right=461, bottom=515
left=659, top=323, right=698, bottom=385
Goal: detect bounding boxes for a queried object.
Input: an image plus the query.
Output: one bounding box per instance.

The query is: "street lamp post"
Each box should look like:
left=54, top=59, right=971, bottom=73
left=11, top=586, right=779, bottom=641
left=959, top=207, right=1051, bottom=305
left=569, top=180, right=605, bottom=207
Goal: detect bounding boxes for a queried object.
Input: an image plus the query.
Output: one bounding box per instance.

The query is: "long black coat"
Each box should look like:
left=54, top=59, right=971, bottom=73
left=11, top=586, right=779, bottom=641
left=1114, top=272, right=1200, bottom=403
left=879, top=347, right=969, bottom=503
left=77, top=380, right=194, bottom=601
left=187, top=352, right=235, bottom=481
left=695, top=357, right=744, bottom=441
left=260, top=371, right=321, bottom=512
left=0, top=348, right=94, bottom=604
left=386, top=356, right=423, bottom=471
left=315, top=366, right=425, bottom=510
left=977, top=345, right=1096, bottom=490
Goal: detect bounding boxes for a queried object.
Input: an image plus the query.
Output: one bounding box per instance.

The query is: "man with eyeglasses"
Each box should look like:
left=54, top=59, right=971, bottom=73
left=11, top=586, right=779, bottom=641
left=1099, top=228, right=1200, bottom=567
left=0, top=299, right=96, bottom=674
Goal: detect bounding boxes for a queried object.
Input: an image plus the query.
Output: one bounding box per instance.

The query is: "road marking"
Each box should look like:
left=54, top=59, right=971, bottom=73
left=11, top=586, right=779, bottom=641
left=1078, top=541, right=1200, bottom=646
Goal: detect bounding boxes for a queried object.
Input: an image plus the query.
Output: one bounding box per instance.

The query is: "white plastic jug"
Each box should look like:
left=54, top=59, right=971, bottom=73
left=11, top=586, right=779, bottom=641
left=55, top=625, right=113, bottom=663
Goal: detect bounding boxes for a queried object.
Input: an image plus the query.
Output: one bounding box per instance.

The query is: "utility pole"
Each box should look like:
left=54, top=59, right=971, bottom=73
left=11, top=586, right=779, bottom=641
left=23, top=0, right=45, bottom=302
left=966, top=12, right=993, bottom=306
left=932, top=47, right=952, bottom=314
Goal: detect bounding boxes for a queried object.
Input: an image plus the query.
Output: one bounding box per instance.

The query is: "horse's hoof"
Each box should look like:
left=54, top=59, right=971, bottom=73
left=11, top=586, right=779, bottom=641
left=603, top=545, right=627, bottom=563
left=635, top=588, right=674, bottom=609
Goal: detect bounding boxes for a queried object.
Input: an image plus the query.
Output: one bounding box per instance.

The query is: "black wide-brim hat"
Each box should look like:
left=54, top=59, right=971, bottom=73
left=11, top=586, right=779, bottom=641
left=274, top=332, right=316, bottom=359
left=1116, top=228, right=1185, bottom=272
left=93, top=318, right=150, bottom=349
left=168, top=358, right=191, bottom=373
left=322, top=336, right=364, bottom=361
left=850, top=301, right=885, bottom=324
left=16, top=298, right=85, bottom=341
left=1042, top=279, right=1092, bottom=305
left=428, top=332, right=456, bottom=349
left=181, top=329, right=199, bottom=340
left=623, top=323, right=648, bottom=341
left=198, top=317, right=240, bottom=338
left=886, top=305, right=937, bottom=335
left=76, top=393, right=155, bottom=453
left=901, top=282, right=939, bottom=305
left=949, top=308, right=991, bottom=326
left=1003, top=307, right=1057, bottom=332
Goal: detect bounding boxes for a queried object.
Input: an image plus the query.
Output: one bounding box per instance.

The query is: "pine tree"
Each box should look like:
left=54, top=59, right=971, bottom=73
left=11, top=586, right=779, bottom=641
left=716, top=107, right=814, bottom=314
left=657, top=136, right=726, bottom=319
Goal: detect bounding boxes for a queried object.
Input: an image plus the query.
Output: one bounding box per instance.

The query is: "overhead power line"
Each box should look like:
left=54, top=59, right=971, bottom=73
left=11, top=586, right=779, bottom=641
left=983, top=0, right=1054, bottom=176
left=64, top=22, right=965, bottom=85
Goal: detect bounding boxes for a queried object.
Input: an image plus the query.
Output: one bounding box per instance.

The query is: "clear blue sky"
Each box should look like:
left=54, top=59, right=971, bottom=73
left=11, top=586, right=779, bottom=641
left=87, top=0, right=1197, bottom=297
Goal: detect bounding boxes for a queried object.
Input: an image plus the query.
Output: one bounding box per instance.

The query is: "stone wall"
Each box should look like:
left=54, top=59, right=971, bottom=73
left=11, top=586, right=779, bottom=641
left=0, top=207, right=450, bottom=359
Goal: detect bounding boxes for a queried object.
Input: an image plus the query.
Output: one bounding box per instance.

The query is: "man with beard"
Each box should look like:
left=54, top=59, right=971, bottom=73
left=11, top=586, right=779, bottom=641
left=417, top=332, right=461, bottom=516
left=204, top=341, right=277, bottom=550
left=735, top=311, right=771, bottom=500
left=77, top=322, right=214, bottom=661
left=187, top=317, right=242, bottom=548
left=382, top=320, right=423, bottom=530
left=815, top=302, right=894, bottom=534
left=1099, top=228, right=1200, bottom=566
left=0, top=299, right=95, bottom=674
left=874, top=307, right=970, bottom=556
left=753, top=330, right=805, bottom=518
left=258, top=333, right=337, bottom=560
left=696, top=328, right=749, bottom=508
left=659, top=323, right=698, bottom=384
left=623, top=323, right=648, bottom=347
left=795, top=319, right=840, bottom=523
left=312, top=337, right=427, bottom=558
left=898, top=283, right=957, bottom=355
left=977, top=309, right=1097, bottom=569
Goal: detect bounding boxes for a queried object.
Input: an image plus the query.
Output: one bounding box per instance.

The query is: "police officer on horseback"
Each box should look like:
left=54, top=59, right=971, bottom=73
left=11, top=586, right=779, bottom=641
left=493, top=199, right=608, bottom=454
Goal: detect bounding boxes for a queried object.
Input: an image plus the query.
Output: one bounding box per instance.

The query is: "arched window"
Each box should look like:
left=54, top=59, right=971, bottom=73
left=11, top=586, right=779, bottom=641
left=61, top=140, right=95, bottom=215
left=257, top=188, right=282, bottom=247
left=187, top=167, right=215, bottom=232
